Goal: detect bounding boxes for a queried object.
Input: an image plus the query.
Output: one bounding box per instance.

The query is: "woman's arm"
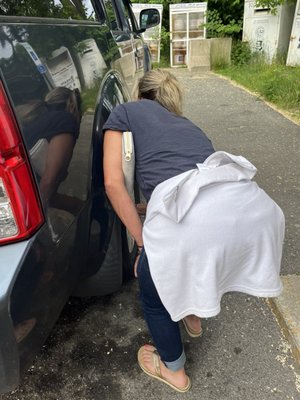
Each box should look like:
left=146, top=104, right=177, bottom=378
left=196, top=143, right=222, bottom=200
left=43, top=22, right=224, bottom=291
left=40, top=133, right=75, bottom=206
left=103, top=130, right=143, bottom=247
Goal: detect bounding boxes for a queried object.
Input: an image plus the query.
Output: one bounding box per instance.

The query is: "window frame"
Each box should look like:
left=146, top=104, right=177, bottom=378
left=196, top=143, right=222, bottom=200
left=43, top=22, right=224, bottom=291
left=113, top=0, right=139, bottom=32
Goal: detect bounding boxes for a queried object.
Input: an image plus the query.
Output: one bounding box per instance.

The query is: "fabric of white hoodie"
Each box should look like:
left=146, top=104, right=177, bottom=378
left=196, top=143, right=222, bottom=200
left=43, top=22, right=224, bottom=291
left=142, top=152, right=285, bottom=322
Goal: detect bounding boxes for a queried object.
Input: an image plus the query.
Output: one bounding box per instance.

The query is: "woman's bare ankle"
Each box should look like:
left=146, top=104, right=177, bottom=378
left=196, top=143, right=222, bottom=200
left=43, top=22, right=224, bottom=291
left=139, top=345, right=189, bottom=389
left=159, top=363, right=188, bottom=387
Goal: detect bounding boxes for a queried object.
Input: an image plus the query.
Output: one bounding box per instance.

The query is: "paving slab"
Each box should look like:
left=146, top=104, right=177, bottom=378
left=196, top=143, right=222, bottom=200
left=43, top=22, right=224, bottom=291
left=268, top=275, right=300, bottom=368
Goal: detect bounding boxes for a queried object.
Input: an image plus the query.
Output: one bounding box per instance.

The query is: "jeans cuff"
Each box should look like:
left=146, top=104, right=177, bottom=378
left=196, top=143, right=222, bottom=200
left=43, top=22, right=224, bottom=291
left=164, top=349, right=186, bottom=372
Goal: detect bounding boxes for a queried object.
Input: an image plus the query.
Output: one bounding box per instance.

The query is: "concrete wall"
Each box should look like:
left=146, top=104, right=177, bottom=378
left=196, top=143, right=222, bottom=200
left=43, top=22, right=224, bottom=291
left=210, top=37, right=232, bottom=68
left=188, top=39, right=211, bottom=71
left=188, top=38, right=232, bottom=71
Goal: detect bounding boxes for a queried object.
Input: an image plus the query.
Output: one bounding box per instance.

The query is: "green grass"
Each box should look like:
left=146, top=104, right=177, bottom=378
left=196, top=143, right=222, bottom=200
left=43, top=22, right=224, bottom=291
left=152, top=54, right=170, bottom=69
left=215, top=62, right=300, bottom=122
left=80, top=81, right=101, bottom=113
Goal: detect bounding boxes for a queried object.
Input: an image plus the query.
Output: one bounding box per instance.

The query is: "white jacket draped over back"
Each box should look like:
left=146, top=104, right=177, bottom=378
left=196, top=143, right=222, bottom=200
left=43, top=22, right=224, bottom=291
left=142, top=152, right=285, bottom=322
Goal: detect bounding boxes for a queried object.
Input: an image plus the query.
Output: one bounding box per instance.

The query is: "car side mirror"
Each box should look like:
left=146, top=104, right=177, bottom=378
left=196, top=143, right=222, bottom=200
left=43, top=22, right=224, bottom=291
left=139, top=8, right=160, bottom=32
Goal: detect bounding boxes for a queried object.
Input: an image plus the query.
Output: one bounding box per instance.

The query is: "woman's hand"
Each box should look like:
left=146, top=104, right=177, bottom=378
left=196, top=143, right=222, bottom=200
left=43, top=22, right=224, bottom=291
left=134, top=245, right=143, bottom=278
left=136, top=203, right=147, bottom=216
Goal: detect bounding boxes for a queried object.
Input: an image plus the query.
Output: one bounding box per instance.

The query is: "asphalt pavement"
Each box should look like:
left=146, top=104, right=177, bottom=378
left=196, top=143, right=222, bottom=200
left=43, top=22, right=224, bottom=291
left=1, top=69, right=299, bottom=400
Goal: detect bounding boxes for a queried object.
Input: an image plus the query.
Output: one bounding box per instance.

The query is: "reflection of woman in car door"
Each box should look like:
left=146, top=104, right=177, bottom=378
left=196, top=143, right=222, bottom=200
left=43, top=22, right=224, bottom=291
left=12, top=87, right=81, bottom=343
left=18, top=87, right=81, bottom=207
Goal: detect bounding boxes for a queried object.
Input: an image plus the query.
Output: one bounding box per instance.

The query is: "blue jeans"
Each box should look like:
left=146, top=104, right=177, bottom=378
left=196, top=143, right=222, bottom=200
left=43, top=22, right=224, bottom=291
left=137, top=248, right=186, bottom=372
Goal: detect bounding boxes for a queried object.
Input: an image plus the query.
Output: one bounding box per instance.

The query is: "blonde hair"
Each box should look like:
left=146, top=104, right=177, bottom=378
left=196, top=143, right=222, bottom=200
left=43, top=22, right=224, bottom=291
left=17, top=87, right=81, bottom=124
left=16, top=100, right=46, bottom=123
left=137, top=69, right=182, bottom=115
left=45, top=87, right=81, bottom=123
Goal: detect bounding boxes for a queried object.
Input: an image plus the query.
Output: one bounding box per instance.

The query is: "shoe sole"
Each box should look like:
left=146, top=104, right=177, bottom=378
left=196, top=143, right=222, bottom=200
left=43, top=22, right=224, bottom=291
left=137, top=346, right=191, bottom=393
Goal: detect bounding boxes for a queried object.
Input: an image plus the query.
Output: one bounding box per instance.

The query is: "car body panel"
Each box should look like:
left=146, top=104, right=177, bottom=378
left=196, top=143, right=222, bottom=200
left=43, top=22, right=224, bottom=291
left=0, top=241, right=32, bottom=392
left=0, top=0, right=158, bottom=393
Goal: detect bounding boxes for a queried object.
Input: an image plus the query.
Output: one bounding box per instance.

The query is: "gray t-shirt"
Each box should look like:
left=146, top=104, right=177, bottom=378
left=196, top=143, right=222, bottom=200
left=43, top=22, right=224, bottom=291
left=103, top=99, right=214, bottom=201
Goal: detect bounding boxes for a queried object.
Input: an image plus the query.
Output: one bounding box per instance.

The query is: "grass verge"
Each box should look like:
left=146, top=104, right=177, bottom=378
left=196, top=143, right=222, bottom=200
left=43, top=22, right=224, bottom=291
left=215, top=63, right=300, bottom=123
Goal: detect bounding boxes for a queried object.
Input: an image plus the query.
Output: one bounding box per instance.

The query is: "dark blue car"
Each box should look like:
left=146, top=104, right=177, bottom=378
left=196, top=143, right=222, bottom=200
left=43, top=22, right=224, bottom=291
left=0, top=0, right=159, bottom=393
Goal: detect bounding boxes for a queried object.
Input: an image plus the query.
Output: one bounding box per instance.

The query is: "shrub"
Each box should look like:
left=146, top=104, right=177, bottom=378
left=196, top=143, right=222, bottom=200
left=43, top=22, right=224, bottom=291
left=203, top=10, right=242, bottom=38
left=231, top=40, right=252, bottom=65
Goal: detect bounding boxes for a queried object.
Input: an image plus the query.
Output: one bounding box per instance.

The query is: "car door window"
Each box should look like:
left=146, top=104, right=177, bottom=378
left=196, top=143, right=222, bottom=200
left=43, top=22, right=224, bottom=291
left=102, top=0, right=119, bottom=30
left=117, top=0, right=134, bottom=31
left=0, top=11, right=116, bottom=239
left=116, top=0, right=144, bottom=74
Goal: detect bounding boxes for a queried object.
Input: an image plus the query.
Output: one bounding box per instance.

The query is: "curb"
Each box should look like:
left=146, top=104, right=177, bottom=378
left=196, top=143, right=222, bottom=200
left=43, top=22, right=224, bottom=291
left=267, top=275, right=300, bottom=368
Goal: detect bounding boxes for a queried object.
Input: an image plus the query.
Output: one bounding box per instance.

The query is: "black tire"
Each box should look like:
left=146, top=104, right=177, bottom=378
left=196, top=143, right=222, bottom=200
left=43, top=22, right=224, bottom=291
left=72, top=216, right=123, bottom=296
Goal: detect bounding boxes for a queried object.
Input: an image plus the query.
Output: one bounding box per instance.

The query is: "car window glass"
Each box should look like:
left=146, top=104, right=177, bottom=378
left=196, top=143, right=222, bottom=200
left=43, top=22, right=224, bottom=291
left=116, top=0, right=135, bottom=31
left=0, top=18, right=116, bottom=236
left=0, top=0, right=97, bottom=20
left=102, top=0, right=119, bottom=30
left=101, top=74, right=128, bottom=124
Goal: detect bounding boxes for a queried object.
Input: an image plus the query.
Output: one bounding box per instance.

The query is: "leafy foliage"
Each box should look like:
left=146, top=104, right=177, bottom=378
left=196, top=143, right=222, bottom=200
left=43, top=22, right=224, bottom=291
left=204, top=1, right=244, bottom=39
left=0, top=0, right=87, bottom=19
left=203, top=9, right=242, bottom=38
left=255, top=0, right=297, bottom=14
left=231, top=40, right=252, bottom=65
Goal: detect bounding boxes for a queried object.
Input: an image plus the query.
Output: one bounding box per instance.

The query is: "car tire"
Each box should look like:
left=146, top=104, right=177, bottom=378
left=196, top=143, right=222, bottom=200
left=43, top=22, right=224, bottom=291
left=72, top=215, right=123, bottom=296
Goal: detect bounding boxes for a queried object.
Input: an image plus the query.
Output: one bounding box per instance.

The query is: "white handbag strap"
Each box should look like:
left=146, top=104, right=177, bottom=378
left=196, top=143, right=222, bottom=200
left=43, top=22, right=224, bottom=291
left=122, top=131, right=135, bottom=200
left=122, top=131, right=136, bottom=252
left=122, top=130, right=134, bottom=162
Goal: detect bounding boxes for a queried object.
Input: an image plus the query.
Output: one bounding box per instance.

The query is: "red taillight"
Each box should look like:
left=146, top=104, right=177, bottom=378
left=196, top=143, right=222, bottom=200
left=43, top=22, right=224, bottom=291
left=0, top=81, right=44, bottom=245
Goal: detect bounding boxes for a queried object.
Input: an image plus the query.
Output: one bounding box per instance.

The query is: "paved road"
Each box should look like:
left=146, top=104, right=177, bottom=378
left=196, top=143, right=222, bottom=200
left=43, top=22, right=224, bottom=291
left=1, top=70, right=299, bottom=400
left=178, top=69, right=299, bottom=277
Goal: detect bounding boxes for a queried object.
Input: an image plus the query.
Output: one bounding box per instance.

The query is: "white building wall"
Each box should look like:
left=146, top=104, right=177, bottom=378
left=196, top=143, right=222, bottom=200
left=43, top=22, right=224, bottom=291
left=287, top=0, right=300, bottom=65
left=243, top=0, right=295, bottom=62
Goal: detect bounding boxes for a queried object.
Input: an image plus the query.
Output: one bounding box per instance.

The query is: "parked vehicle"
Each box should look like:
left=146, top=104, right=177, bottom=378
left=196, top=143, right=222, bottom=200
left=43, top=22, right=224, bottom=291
left=0, top=0, right=159, bottom=393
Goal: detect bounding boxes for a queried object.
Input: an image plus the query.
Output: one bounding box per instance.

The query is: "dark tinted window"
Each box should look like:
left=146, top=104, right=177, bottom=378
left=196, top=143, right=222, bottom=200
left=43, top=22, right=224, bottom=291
left=102, top=0, right=137, bottom=31
left=102, top=0, right=119, bottom=30
left=0, top=43, right=49, bottom=106
left=117, top=0, right=137, bottom=31
left=0, top=0, right=97, bottom=20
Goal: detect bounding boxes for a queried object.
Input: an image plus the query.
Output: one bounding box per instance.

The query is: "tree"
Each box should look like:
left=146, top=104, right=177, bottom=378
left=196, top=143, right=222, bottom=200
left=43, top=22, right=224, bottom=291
left=0, top=0, right=87, bottom=19
left=255, top=0, right=297, bottom=14
left=0, top=0, right=59, bottom=17
left=205, top=0, right=244, bottom=38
